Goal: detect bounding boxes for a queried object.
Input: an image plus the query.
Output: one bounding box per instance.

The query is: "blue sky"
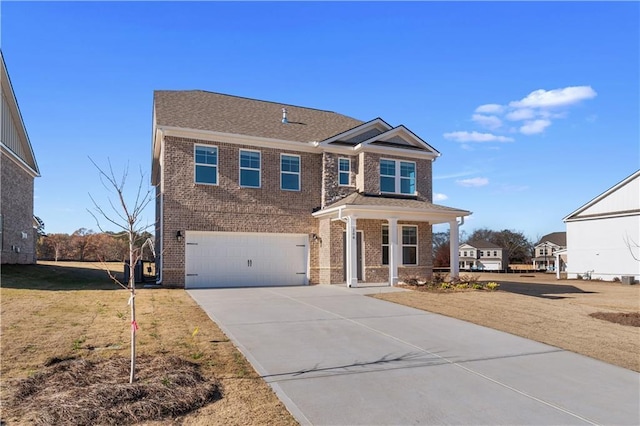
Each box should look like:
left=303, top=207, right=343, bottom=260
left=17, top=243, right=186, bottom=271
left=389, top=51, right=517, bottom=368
left=2, top=1, right=638, bottom=242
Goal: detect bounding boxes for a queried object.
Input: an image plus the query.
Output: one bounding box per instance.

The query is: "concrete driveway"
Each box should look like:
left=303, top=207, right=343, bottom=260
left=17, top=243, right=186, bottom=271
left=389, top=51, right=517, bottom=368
left=188, top=285, right=640, bottom=425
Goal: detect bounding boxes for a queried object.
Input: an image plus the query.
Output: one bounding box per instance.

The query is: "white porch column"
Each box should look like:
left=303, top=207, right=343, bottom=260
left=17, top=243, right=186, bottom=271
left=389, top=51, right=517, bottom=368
left=555, top=252, right=561, bottom=279
left=388, top=218, right=399, bottom=286
left=346, top=215, right=358, bottom=288
left=449, top=219, right=460, bottom=278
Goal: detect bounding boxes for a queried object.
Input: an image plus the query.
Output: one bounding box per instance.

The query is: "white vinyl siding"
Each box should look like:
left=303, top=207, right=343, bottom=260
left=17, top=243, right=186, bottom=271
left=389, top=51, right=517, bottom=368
left=1, top=93, right=25, bottom=158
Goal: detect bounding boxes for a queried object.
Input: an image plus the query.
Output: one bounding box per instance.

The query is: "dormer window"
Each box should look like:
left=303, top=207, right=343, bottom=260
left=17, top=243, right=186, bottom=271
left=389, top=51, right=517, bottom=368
left=380, top=159, right=416, bottom=195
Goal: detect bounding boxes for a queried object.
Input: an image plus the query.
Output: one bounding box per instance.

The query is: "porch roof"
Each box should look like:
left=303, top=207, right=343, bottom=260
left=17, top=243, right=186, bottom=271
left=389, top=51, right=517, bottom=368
left=312, top=192, right=471, bottom=223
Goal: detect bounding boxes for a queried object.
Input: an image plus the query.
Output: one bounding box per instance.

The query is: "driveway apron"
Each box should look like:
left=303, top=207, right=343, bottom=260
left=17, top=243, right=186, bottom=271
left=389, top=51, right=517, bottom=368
left=188, top=285, right=640, bottom=425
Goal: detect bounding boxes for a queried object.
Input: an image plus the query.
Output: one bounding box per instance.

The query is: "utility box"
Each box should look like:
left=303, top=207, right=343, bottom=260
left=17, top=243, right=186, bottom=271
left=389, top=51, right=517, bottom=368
left=124, top=260, right=144, bottom=284
left=621, top=276, right=636, bottom=285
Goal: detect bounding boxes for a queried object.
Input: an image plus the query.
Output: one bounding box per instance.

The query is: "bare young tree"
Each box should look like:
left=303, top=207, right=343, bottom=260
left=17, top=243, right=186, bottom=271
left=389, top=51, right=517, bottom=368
left=88, top=158, right=154, bottom=383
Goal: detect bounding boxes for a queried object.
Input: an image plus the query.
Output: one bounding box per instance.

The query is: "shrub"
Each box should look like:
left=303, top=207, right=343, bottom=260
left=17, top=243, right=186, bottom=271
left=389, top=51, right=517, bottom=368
left=456, top=283, right=469, bottom=289
left=440, top=282, right=452, bottom=290
left=472, top=284, right=483, bottom=290
left=486, top=282, right=500, bottom=291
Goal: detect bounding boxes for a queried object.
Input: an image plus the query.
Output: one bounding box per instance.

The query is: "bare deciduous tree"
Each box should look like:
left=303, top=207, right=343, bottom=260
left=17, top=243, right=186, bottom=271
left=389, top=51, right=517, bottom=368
left=88, top=158, right=154, bottom=383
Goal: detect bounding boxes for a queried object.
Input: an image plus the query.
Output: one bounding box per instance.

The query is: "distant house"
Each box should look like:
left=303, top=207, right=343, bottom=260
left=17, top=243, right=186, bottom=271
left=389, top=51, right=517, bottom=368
left=533, top=232, right=567, bottom=272
left=151, top=90, right=471, bottom=288
left=1, top=51, right=40, bottom=264
left=563, top=170, right=640, bottom=282
left=458, top=241, right=507, bottom=271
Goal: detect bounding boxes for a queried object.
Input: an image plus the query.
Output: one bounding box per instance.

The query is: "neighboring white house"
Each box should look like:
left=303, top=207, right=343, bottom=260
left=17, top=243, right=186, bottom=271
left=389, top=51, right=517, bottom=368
left=563, top=170, right=640, bottom=282
left=459, top=241, right=507, bottom=271
left=533, top=232, right=566, bottom=272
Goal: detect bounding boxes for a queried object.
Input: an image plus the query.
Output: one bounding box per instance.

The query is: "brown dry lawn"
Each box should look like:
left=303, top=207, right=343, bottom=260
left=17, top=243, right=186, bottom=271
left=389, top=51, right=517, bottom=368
left=373, top=272, right=640, bottom=372
left=1, top=261, right=297, bottom=425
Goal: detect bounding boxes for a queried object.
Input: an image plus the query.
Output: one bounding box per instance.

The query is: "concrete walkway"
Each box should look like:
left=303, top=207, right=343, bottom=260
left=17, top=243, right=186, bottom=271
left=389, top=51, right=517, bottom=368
left=189, top=285, right=640, bottom=425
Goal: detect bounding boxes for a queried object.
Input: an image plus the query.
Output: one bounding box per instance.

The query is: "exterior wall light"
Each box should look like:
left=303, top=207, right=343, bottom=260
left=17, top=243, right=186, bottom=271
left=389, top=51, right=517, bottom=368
left=176, top=230, right=183, bottom=242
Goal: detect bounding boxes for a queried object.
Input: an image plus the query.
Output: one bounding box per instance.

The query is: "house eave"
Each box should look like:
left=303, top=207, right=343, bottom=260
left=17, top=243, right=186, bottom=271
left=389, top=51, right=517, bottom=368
left=312, top=203, right=471, bottom=223
left=1, top=143, right=39, bottom=178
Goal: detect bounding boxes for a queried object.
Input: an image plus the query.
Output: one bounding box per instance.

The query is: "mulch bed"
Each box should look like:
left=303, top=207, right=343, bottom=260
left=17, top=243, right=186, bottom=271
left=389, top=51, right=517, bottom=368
left=3, top=355, right=221, bottom=425
left=589, top=312, right=640, bottom=327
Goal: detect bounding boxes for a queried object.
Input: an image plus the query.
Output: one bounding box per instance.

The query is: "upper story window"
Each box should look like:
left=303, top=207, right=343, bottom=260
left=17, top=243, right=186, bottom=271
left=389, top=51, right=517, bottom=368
left=463, top=251, right=467, bottom=257
left=493, top=250, right=498, bottom=257
left=240, top=149, right=261, bottom=188
left=281, top=154, right=300, bottom=191
left=338, top=157, right=351, bottom=186
left=479, top=251, right=484, bottom=257
left=380, top=159, right=416, bottom=195
left=194, top=145, right=218, bottom=185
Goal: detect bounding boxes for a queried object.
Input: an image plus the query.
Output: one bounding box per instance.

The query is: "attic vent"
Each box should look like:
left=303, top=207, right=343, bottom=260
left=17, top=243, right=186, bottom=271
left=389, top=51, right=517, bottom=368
left=282, top=108, right=288, bottom=124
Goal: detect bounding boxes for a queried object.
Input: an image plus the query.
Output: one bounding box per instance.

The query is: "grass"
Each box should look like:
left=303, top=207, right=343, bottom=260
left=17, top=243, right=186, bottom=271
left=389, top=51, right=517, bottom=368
left=1, top=261, right=297, bottom=425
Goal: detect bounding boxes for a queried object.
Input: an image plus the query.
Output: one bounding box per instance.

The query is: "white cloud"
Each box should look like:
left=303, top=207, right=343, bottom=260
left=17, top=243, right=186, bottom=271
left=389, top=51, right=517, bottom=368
left=443, top=131, right=514, bottom=143
left=519, top=119, right=551, bottom=135
left=457, top=177, right=489, bottom=187
left=509, top=86, right=597, bottom=109
left=475, top=103, right=504, bottom=114
left=471, top=114, right=502, bottom=130
left=433, top=193, right=448, bottom=201
left=505, top=108, right=535, bottom=121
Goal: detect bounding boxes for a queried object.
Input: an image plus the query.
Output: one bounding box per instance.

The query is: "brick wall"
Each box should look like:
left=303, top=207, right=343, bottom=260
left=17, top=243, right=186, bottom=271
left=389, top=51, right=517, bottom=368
left=160, top=136, right=322, bottom=287
left=1, top=153, right=36, bottom=264
left=357, top=152, right=433, bottom=201
left=321, top=152, right=357, bottom=208
left=158, top=136, right=435, bottom=287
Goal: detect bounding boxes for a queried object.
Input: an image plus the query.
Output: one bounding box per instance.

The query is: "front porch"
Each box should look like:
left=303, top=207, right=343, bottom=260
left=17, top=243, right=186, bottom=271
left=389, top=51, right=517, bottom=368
left=312, top=193, right=471, bottom=287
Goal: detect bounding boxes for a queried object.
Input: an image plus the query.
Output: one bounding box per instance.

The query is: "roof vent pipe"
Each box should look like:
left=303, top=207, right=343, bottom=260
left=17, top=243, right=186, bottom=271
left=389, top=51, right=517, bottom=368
left=282, top=108, right=288, bottom=124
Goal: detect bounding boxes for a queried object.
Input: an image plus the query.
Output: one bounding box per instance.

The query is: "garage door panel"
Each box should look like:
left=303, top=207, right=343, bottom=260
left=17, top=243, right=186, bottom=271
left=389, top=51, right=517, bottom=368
left=185, top=232, right=308, bottom=288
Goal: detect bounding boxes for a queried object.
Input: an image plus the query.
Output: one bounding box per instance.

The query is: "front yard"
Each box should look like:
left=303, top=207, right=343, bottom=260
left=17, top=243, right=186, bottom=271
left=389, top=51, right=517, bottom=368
left=0, top=261, right=296, bottom=425
left=375, top=272, right=640, bottom=372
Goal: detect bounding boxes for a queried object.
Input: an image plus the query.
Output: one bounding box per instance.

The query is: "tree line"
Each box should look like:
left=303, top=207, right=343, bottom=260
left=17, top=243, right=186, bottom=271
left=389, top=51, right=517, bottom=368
left=433, top=228, right=534, bottom=267
left=37, top=228, right=154, bottom=262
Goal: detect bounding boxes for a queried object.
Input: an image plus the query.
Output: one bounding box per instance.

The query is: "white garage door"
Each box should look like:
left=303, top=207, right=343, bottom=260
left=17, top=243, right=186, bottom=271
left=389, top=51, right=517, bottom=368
left=185, top=231, right=308, bottom=288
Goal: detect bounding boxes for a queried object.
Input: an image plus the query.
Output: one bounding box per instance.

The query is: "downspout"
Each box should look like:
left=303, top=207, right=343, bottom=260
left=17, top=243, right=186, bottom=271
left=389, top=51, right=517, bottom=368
left=156, top=132, right=164, bottom=285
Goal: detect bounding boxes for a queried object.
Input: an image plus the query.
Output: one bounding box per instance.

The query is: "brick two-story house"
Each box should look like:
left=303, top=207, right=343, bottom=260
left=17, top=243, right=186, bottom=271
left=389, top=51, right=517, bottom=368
left=152, top=91, right=470, bottom=288
left=1, top=51, right=40, bottom=264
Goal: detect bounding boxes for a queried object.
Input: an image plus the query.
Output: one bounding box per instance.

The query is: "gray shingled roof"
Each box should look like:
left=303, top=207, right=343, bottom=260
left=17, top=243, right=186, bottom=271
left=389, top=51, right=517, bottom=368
left=466, top=240, right=502, bottom=249
left=154, top=90, right=363, bottom=143
left=326, top=192, right=470, bottom=213
left=537, top=232, right=566, bottom=246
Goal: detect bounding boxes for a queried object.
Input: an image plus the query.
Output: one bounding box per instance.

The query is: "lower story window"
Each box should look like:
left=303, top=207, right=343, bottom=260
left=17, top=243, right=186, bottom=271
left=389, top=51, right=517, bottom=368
left=382, top=225, right=418, bottom=265
left=382, top=225, right=389, bottom=265
left=402, top=226, right=418, bottom=265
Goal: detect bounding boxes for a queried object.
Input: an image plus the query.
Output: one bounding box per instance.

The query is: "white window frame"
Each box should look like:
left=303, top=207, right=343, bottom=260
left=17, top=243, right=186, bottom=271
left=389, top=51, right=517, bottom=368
left=280, top=154, right=301, bottom=191
left=380, top=158, right=416, bottom=195
left=338, top=157, right=351, bottom=187
left=239, top=149, right=261, bottom=188
left=401, top=225, right=418, bottom=265
left=194, top=144, right=218, bottom=186
left=382, top=225, right=389, bottom=265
